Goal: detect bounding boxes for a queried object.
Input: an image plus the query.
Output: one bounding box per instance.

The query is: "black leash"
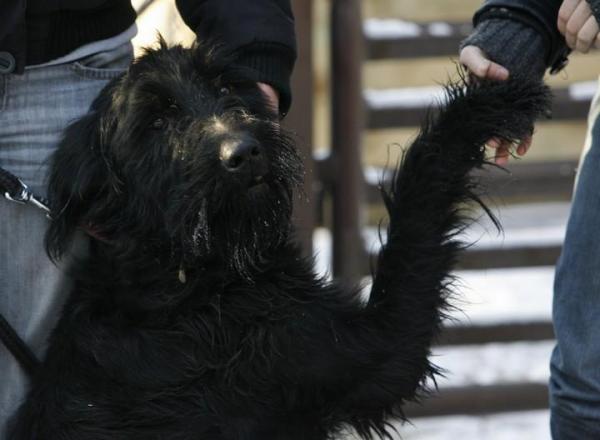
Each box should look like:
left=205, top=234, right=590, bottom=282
left=0, top=315, right=40, bottom=376
left=0, top=166, right=48, bottom=375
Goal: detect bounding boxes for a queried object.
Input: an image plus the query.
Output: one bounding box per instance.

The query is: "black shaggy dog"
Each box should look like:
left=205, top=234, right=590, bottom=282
left=8, top=42, right=550, bottom=439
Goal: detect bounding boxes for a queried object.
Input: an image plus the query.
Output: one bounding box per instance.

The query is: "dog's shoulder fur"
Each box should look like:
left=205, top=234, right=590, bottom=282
left=8, top=42, right=551, bottom=440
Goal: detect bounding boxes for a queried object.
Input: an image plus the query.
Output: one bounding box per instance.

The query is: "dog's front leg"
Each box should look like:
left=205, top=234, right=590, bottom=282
left=309, top=77, right=551, bottom=434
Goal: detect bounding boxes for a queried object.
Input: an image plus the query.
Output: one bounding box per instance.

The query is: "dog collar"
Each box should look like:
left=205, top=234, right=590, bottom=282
left=81, top=223, right=110, bottom=243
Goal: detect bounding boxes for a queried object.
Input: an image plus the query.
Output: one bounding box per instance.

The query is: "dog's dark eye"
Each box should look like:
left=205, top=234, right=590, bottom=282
left=151, top=118, right=166, bottom=130
left=219, top=86, right=231, bottom=96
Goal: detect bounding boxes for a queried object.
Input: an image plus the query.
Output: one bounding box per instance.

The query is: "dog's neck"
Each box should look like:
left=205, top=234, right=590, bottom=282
left=81, top=237, right=309, bottom=306
left=67, top=238, right=315, bottom=329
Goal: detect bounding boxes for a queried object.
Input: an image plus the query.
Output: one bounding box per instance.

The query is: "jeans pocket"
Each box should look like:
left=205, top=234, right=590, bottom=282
left=71, top=61, right=126, bottom=80
left=70, top=43, right=133, bottom=80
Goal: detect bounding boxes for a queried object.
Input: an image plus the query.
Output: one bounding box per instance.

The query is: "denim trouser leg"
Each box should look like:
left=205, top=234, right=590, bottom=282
left=550, top=77, right=600, bottom=439
left=0, top=45, right=131, bottom=432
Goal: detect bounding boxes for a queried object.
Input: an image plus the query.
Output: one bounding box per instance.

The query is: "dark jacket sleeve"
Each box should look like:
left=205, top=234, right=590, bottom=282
left=0, top=0, right=26, bottom=72
left=470, top=0, right=569, bottom=74
left=175, top=0, right=297, bottom=115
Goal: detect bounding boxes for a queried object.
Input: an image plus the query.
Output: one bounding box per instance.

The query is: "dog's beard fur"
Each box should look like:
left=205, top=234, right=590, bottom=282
left=169, top=122, right=304, bottom=278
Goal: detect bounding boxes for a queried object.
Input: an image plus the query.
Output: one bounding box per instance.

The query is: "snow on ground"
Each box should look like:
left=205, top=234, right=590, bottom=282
left=427, top=22, right=454, bottom=38
left=430, top=340, right=553, bottom=388
left=363, top=18, right=422, bottom=40
left=459, top=202, right=569, bottom=251
left=569, top=81, right=599, bottom=101
left=364, top=85, right=446, bottom=110
left=447, top=266, right=554, bottom=326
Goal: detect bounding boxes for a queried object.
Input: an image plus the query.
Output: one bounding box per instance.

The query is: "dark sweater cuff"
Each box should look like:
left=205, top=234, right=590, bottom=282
left=587, top=0, right=600, bottom=24
left=233, top=42, right=295, bottom=118
left=461, top=18, right=547, bottom=81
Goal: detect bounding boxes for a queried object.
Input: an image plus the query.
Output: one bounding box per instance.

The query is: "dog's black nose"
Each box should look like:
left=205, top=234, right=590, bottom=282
left=219, top=138, right=267, bottom=180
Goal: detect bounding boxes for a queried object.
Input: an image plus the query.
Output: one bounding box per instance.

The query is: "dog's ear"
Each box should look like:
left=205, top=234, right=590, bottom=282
left=45, top=81, right=120, bottom=261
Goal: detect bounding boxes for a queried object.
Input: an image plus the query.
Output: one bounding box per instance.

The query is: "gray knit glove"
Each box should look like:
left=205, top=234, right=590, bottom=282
left=460, top=18, right=547, bottom=81
left=586, top=0, right=600, bottom=24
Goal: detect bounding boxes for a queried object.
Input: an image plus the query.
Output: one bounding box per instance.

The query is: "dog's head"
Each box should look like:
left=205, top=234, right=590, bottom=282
left=46, top=41, right=303, bottom=277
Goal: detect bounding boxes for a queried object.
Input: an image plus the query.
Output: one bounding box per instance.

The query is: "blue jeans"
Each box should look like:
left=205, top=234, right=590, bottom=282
left=550, top=78, right=600, bottom=439
left=0, top=44, right=131, bottom=432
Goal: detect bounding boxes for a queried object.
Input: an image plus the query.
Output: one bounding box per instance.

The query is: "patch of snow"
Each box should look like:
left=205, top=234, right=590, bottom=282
left=363, top=166, right=381, bottom=185
left=569, top=81, right=598, bottom=101
left=448, top=266, right=554, bottom=325
left=313, top=227, right=333, bottom=279
left=364, top=18, right=422, bottom=40
left=364, top=86, right=446, bottom=109
left=430, top=340, right=553, bottom=388
left=313, top=149, right=331, bottom=161
left=428, top=22, right=453, bottom=37
left=462, top=225, right=565, bottom=250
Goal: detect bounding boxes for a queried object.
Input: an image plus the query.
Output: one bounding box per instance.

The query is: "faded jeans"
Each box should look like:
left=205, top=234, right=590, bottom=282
left=0, top=44, right=131, bottom=433
left=550, top=77, right=600, bottom=439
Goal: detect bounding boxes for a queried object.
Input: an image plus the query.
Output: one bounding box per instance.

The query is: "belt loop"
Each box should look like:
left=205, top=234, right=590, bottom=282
left=0, top=74, right=6, bottom=111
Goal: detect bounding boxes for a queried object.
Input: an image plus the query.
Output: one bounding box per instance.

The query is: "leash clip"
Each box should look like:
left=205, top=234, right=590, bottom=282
left=4, top=189, right=28, bottom=204
left=3, top=178, right=51, bottom=217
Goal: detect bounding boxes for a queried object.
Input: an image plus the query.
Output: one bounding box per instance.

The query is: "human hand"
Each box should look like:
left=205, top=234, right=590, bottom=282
left=459, top=45, right=532, bottom=165
left=257, top=82, right=280, bottom=117
left=558, top=0, right=600, bottom=53
left=459, top=45, right=510, bottom=81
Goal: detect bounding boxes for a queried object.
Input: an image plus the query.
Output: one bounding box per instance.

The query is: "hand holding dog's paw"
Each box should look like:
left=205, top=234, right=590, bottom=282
left=460, top=46, right=536, bottom=165
left=486, top=135, right=533, bottom=166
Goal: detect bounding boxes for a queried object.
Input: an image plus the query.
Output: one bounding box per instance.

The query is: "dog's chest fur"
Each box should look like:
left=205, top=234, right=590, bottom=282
left=39, top=244, right=346, bottom=438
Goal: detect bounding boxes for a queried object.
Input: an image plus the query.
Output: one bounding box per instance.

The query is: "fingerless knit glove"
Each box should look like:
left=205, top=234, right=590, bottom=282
left=460, top=18, right=547, bottom=81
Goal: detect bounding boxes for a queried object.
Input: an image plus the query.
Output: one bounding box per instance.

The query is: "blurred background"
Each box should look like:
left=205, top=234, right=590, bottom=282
left=131, top=1, right=600, bottom=438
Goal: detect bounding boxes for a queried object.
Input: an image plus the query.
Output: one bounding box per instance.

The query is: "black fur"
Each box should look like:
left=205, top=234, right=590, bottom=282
left=7, top=42, right=551, bottom=440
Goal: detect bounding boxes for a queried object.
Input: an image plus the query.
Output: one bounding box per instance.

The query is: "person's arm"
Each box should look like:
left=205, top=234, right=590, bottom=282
left=175, top=0, right=297, bottom=117
left=462, top=0, right=567, bottom=81
left=463, top=1, right=600, bottom=82
left=0, top=0, right=26, bottom=73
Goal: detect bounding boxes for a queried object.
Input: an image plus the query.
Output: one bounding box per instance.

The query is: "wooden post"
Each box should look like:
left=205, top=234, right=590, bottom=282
left=286, top=0, right=315, bottom=256
left=331, top=0, right=365, bottom=281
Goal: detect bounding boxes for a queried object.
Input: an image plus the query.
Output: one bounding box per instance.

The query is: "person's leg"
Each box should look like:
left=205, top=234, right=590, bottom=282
left=0, top=44, right=132, bottom=431
left=550, top=77, right=600, bottom=439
